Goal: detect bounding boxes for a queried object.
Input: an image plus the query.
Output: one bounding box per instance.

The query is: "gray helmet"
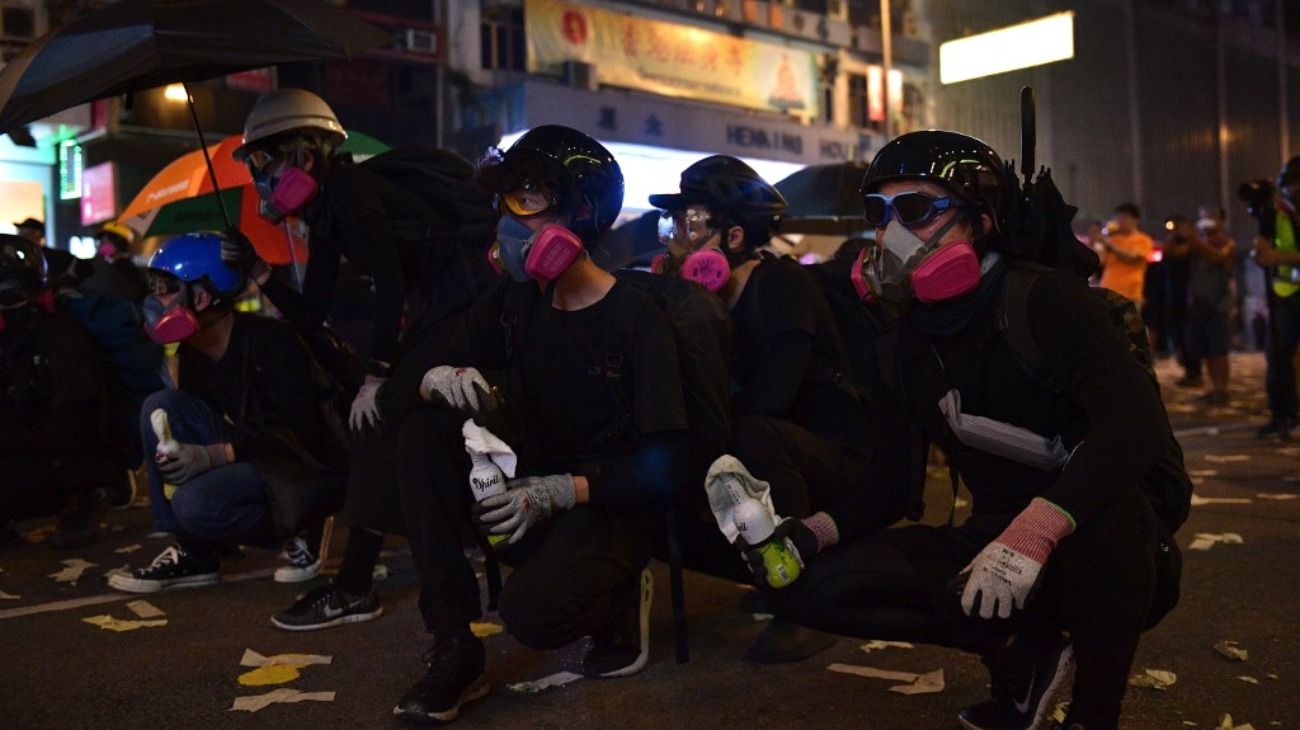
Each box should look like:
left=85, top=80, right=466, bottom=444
left=232, top=89, right=346, bottom=161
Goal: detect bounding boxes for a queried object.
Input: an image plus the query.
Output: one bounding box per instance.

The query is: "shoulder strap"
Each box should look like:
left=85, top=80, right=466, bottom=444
left=995, top=264, right=1051, bottom=386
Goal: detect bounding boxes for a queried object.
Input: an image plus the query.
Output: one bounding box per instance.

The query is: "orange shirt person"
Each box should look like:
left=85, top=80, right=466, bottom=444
left=1098, top=202, right=1154, bottom=307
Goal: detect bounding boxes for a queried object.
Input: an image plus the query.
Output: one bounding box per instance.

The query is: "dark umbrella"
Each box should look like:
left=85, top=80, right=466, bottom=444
left=774, top=161, right=870, bottom=236
left=0, top=0, right=390, bottom=227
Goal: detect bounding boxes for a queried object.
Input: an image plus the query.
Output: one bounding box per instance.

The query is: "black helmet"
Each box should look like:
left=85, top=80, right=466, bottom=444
left=861, top=130, right=1012, bottom=235
left=0, top=233, right=46, bottom=301
left=502, top=125, right=624, bottom=244
left=1277, top=156, right=1300, bottom=189
left=649, top=155, right=787, bottom=220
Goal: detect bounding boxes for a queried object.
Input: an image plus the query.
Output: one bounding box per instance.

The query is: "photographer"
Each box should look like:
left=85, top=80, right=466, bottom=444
left=1244, top=158, right=1300, bottom=440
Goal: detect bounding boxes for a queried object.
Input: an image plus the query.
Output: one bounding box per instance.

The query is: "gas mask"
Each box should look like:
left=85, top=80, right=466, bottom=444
left=488, top=215, right=584, bottom=285
left=247, top=144, right=320, bottom=223
left=143, top=286, right=201, bottom=344
left=853, top=216, right=982, bottom=305
left=652, top=206, right=733, bottom=293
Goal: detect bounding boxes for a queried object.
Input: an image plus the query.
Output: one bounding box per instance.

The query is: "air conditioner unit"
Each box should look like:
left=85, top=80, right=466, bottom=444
left=562, top=61, right=596, bottom=91
left=403, top=28, right=439, bottom=56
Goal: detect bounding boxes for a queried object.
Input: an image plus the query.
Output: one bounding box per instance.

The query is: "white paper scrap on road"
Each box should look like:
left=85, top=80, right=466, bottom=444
left=1255, top=493, right=1299, bottom=501
left=113, top=544, right=143, bottom=554
left=1190, top=494, right=1252, bottom=507
left=1189, top=533, right=1244, bottom=551
left=1276, top=447, right=1300, bottom=458
left=507, top=671, right=584, bottom=694
left=1214, top=640, right=1249, bottom=662
left=861, top=640, right=915, bottom=653
left=1188, top=470, right=1219, bottom=477
left=0, top=590, right=19, bottom=600
left=48, top=558, right=97, bottom=583
left=889, top=669, right=944, bottom=695
left=126, top=600, right=165, bottom=619
left=1128, top=668, right=1177, bottom=690
left=82, top=614, right=168, bottom=632
left=229, top=688, right=335, bottom=713
left=1218, top=713, right=1257, bottom=730
left=372, top=564, right=389, bottom=581
left=1237, top=675, right=1259, bottom=685
left=240, top=649, right=332, bottom=668
left=1205, top=454, right=1251, bottom=463
left=827, top=663, right=945, bottom=694
left=752, top=612, right=774, bottom=622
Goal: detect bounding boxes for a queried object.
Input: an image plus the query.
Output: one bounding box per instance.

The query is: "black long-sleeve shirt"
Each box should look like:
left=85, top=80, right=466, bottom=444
left=829, top=269, right=1169, bottom=539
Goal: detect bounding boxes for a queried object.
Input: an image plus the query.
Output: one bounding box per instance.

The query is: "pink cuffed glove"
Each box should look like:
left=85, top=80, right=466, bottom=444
left=960, top=498, right=1075, bottom=619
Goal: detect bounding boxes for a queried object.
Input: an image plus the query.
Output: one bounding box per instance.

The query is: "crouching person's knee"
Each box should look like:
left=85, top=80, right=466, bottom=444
left=498, top=577, right=580, bottom=650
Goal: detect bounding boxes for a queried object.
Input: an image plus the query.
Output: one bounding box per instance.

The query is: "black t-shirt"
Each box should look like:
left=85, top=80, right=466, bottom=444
left=730, top=257, right=861, bottom=444
left=178, top=313, right=344, bottom=469
left=445, top=278, right=688, bottom=482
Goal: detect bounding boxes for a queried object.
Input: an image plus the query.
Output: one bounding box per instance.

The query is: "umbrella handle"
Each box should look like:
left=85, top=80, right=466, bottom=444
left=183, top=82, right=234, bottom=231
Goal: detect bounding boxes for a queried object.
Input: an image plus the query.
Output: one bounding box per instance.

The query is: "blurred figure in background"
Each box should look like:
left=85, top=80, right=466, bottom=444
left=1160, top=215, right=1196, bottom=380
left=78, top=221, right=148, bottom=305
left=1099, top=203, right=1155, bottom=309
left=1185, top=206, right=1236, bottom=405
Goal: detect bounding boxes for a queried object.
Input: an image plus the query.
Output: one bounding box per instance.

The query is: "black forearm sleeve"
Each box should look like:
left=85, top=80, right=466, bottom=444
left=735, top=329, right=814, bottom=418
left=582, top=430, right=688, bottom=509
left=1042, top=369, right=1168, bottom=525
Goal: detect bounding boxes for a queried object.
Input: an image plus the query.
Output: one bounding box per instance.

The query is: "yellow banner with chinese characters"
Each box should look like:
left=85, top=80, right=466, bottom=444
left=526, top=0, right=818, bottom=117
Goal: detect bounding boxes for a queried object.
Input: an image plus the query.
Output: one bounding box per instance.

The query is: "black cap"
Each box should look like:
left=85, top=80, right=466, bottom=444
left=650, top=155, right=787, bottom=219
left=13, top=217, right=43, bottom=233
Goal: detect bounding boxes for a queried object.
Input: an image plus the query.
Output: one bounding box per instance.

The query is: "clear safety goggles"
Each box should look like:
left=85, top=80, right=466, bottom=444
left=657, top=205, right=720, bottom=249
left=864, top=192, right=963, bottom=229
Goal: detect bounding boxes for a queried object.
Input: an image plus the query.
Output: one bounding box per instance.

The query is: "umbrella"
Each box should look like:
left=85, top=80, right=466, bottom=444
left=0, top=0, right=390, bottom=135
left=774, top=161, right=870, bottom=236
left=120, top=132, right=389, bottom=264
left=0, top=0, right=390, bottom=230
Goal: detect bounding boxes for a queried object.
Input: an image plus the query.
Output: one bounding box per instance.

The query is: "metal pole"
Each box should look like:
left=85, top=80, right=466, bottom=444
left=1279, top=0, right=1290, bottom=163
left=1122, top=0, right=1144, bottom=213
left=880, top=0, right=892, bottom=141
left=1215, top=13, right=1230, bottom=212
left=182, top=82, right=234, bottom=230
left=434, top=0, right=445, bottom=148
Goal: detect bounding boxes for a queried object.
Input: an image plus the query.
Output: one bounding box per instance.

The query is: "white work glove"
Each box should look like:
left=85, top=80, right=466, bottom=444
left=349, top=375, right=386, bottom=432
left=472, top=474, right=577, bottom=545
left=419, top=366, right=493, bottom=413
left=158, top=442, right=230, bottom=485
left=959, top=498, right=1075, bottom=620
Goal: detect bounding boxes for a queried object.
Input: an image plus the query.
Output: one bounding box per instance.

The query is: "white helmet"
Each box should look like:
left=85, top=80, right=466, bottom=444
left=232, top=89, right=347, bottom=161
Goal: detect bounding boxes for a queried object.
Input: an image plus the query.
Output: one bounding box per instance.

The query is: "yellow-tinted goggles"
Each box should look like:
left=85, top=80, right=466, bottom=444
left=499, top=189, right=557, bottom=218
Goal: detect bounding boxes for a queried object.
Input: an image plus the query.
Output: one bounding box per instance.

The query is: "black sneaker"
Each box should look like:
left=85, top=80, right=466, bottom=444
left=394, top=633, right=489, bottom=724
left=958, top=637, right=1074, bottom=730
left=272, top=583, right=383, bottom=631
left=582, top=567, right=653, bottom=678
left=1257, top=417, right=1296, bottom=439
left=107, top=544, right=220, bottom=593
left=274, top=534, right=322, bottom=583
left=1175, top=375, right=1203, bottom=388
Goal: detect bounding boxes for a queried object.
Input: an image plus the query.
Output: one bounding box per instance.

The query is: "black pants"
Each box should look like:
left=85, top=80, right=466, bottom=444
left=397, top=408, right=648, bottom=648
left=1266, top=291, right=1300, bottom=421
left=782, top=489, right=1165, bottom=728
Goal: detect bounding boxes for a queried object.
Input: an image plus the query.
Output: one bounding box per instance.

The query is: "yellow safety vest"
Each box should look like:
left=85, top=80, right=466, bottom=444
left=1275, top=210, right=1299, bottom=298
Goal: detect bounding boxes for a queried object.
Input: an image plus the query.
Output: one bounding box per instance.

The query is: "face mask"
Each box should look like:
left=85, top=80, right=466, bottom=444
left=651, top=249, right=731, bottom=293
left=493, top=215, right=584, bottom=285
left=97, top=241, right=120, bottom=260
left=144, top=294, right=200, bottom=344
left=254, top=166, right=318, bottom=222
left=861, top=216, right=972, bottom=304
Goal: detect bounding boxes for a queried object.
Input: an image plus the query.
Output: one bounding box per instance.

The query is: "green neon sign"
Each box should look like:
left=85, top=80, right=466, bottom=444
left=58, top=139, right=82, bottom=200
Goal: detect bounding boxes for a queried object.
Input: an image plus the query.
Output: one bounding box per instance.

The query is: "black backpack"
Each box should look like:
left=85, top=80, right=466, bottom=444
left=995, top=262, right=1193, bottom=535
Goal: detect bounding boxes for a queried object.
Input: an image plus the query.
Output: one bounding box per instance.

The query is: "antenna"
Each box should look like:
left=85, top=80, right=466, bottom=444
left=1019, top=86, right=1037, bottom=190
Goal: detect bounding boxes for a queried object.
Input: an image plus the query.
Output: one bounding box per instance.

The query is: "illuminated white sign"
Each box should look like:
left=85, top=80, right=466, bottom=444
left=939, top=12, right=1075, bottom=85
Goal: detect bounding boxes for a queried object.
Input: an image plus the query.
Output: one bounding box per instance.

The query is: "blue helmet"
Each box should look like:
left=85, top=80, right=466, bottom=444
left=148, top=232, right=244, bottom=299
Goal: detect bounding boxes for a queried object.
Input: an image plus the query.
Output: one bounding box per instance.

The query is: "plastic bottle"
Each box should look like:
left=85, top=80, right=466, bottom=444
left=468, top=451, right=508, bottom=547
left=150, top=409, right=180, bottom=500
left=733, top=499, right=802, bottom=589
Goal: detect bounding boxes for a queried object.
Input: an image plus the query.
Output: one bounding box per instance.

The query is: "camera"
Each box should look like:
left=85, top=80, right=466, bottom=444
left=1237, top=179, right=1276, bottom=237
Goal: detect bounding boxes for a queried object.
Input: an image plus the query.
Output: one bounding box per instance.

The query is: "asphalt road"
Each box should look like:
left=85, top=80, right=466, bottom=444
left=1, top=353, right=1297, bottom=729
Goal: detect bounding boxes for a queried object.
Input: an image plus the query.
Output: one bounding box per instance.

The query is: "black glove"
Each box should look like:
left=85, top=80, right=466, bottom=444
left=739, top=517, right=819, bottom=590
left=220, top=227, right=262, bottom=274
